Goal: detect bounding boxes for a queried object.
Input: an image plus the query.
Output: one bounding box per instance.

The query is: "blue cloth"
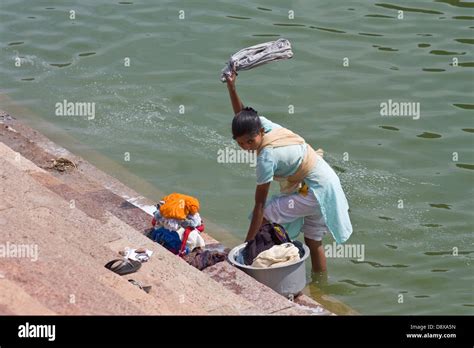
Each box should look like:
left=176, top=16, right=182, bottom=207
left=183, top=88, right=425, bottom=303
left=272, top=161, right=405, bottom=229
left=253, top=116, right=353, bottom=244
left=151, top=227, right=189, bottom=255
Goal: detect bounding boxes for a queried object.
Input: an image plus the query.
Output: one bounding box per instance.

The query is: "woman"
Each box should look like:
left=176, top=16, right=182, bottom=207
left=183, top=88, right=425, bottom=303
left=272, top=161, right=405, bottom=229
left=225, top=71, right=353, bottom=272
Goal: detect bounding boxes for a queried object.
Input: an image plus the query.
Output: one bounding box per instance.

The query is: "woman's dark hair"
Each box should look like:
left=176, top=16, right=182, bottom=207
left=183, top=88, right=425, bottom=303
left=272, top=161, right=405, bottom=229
left=232, top=106, right=263, bottom=139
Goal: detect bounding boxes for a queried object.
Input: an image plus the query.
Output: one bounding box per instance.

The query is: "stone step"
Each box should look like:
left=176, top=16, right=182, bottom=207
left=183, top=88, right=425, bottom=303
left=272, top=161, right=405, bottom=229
left=0, top=143, right=261, bottom=314
left=0, top=114, right=335, bottom=315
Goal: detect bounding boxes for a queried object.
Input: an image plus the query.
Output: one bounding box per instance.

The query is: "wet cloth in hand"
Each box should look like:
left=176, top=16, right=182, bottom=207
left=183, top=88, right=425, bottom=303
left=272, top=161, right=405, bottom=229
left=220, top=38, right=293, bottom=82
left=251, top=243, right=300, bottom=268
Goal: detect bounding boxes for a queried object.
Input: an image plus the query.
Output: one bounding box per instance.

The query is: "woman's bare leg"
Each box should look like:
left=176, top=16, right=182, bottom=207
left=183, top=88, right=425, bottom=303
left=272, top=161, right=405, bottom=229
left=304, top=237, right=327, bottom=273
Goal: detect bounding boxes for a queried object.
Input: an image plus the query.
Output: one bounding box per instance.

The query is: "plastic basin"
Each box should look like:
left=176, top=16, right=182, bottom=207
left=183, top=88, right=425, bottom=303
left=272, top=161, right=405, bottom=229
left=228, top=243, right=310, bottom=298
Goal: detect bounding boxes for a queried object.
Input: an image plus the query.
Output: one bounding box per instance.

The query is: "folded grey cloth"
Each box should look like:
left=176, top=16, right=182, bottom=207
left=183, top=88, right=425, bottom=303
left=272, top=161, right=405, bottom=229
left=220, top=38, right=293, bottom=82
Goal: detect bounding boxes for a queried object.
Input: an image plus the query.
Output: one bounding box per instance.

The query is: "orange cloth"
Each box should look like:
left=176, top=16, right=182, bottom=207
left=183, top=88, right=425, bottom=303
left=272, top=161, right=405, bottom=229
left=159, top=193, right=200, bottom=220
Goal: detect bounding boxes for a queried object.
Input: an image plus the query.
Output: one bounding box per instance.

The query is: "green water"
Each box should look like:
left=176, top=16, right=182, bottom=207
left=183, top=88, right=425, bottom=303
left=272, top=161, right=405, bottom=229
left=1, top=0, right=473, bottom=314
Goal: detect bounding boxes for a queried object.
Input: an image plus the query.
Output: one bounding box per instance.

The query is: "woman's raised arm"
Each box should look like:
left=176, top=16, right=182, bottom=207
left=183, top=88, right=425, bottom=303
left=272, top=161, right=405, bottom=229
left=225, top=71, right=243, bottom=115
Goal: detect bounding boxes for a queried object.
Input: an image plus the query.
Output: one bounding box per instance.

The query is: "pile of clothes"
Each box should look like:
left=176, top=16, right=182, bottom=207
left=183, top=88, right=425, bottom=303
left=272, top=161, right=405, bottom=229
left=151, top=193, right=206, bottom=256
left=240, top=223, right=304, bottom=268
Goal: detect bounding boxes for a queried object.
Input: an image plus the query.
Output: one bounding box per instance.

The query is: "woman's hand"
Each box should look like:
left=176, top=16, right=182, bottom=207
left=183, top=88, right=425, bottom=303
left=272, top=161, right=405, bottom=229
left=225, top=70, right=237, bottom=89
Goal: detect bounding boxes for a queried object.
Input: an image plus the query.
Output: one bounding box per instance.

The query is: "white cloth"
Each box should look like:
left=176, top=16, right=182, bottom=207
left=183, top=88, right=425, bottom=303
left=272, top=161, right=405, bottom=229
left=251, top=243, right=300, bottom=268
left=176, top=227, right=205, bottom=252
left=154, top=209, right=202, bottom=230
left=220, top=38, right=293, bottom=82
left=161, top=218, right=181, bottom=231
left=184, top=213, right=202, bottom=228
left=263, top=189, right=329, bottom=241
left=121, top=248, right=153, bottom=262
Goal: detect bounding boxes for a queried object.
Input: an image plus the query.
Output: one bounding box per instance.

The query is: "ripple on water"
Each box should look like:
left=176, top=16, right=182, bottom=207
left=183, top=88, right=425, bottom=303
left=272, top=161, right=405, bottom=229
left=418, top=43, right=431, bottom=48
left=453, top=103, right=474, bottom=110
left=226, top=16, right=251, bottom=20
left=429, top=50, right=465, bottom=55
left=339, top=279, right=381, bottom=288
left=429, top=203, right=451, bottom=209
left=455, top=38, right=474, bottom=44
left=422, top=68, right=446, bottom=72
left=375, top=3, right=443, bottom=15
left=373, top=45, right=398, bottom=52
left=424, top=250, right=474, bottom=256
left=350, top=260, right=409, bottom=268
left=7, top=41, right=24, bottom=46
left=252, top=34, right=280, bottom=37
left=309, top=26, right=346, bottom=34
left=332, top=165, right=347, bottom=173
left=50, top=63, right=72, bottom=68
left=456, top=163, right=474, bottom=170
left=358, top=32, right=384, bottom=37
left=435, top=0, right=474, bottom=8
left=365, top=14, right=395, bottom=19
left=454, top=62, right=474, bottom=67
left=78, top=52, right=96, bottom=57
left=378, top=216, right=394, bottom=221
left=421, top=223, right=443, bottom=227
left=416, top=132, right=442, bottom=138
left=379, top=125, right=399, bottom=131
left=273, top=23, right=306, bottom=27
left=452, top=16, right=474, bottom=20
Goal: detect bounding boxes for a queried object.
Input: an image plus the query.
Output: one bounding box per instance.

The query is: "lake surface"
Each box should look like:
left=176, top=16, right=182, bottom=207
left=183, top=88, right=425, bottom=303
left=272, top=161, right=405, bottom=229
left=1, top=0, right=473, bottom=314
